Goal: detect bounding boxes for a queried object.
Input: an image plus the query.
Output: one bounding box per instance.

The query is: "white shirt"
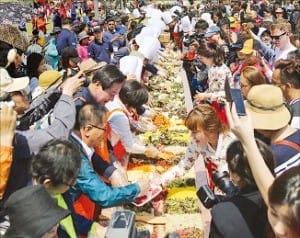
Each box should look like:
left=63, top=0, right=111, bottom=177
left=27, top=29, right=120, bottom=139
left=71, top=132, right=94, bottom=162
left=274, top=45, right=297, bottom=62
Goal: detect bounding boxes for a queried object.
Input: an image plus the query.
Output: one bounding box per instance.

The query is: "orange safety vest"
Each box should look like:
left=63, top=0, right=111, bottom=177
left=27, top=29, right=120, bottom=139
left=74, top=109, right=138, bottom=221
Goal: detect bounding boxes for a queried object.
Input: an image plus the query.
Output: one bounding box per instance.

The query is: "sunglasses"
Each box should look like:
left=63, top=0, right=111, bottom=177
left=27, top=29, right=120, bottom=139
left=89, top=124, right=106, bottom=131
left=270, top=32, right=286, bottom=40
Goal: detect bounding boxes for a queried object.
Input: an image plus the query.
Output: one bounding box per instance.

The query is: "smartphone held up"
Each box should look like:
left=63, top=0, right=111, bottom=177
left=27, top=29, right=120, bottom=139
left=224, top=78, right=246, bottom=116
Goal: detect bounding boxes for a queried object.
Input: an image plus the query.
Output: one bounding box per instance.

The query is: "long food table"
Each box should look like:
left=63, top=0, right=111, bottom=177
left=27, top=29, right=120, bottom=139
left=124, top=45, right=204, bottom=238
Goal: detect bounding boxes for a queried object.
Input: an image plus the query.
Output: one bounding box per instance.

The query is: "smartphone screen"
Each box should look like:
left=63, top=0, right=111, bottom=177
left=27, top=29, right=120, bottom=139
left=230, top=88, right=246, bottom=116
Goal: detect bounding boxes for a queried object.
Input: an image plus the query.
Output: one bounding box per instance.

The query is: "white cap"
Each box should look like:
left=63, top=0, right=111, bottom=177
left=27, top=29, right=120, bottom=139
left=119, top=56, right=143, bottom=82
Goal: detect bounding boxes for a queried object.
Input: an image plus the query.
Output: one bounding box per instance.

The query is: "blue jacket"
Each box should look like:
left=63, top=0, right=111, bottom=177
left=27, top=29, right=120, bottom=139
left=70, top=135, right=140, bottom=207
left=88, top=39, right=111, bottom=63
left=57, top=28, right=77, bottom=55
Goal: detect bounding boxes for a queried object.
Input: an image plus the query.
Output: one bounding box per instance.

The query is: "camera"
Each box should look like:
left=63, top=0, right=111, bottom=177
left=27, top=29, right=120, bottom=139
left=183, top=33, right=205, bottom=47
left=62, top=69, right=90, bottom=88
left=212, top=171, right=237, bottom=195
left=105, top=210, right=150, bottom=238
left=197, top=171, right=237, bottom=209
left=82, top=77, right=90, bottom=88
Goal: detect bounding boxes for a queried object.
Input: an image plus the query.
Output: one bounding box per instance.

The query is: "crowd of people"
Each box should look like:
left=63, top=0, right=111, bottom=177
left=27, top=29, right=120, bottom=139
left=0, top=0, right=299, bottom=237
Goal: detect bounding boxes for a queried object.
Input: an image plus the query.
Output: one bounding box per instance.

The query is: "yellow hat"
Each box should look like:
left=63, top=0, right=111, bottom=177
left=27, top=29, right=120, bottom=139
left=240, top=39, right=254, bottom=55
left=229, top=17, right=237, bottom=29
left=39, top=70, right=62, bottom=89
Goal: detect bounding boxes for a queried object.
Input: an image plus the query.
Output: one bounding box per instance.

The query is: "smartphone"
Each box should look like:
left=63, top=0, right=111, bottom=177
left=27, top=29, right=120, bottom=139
left=230, top=88, right=246, bottom=116
left=224, top=78, right=246, bottom=116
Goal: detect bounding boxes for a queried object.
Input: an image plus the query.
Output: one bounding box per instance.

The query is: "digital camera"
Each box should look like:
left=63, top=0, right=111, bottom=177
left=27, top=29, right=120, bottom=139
left=105, top=210, right=150, bottom=238
left=197, top=171, right=237, bottom=209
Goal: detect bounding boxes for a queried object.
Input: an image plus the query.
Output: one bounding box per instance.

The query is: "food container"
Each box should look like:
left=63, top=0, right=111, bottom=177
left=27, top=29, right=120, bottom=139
left=132, top=184, right=163, bottom=207
left=159, top=32, right=171, bottom=43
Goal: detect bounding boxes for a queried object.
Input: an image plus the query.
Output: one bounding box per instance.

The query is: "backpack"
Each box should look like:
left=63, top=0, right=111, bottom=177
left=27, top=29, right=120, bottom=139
left=274, top=139, right=300, bottom=175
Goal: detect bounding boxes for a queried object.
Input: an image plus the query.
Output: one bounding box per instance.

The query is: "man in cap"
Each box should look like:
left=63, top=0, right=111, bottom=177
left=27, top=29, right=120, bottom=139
left=245, top=84, right=300, bottom=175
left=205, top=25, right=222, bottom=43
left=31, top=139, right=107, bottom=237
left=116, top=15, right=130, bottom=35
left=88, top=25, right=111, bottom=63
left=3, top=185, right=69, bottom=238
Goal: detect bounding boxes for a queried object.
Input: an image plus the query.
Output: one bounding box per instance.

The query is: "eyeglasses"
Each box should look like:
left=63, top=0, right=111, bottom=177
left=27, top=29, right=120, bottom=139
left=89, top=124, right=106, bottom=131
left=240, top=83, right=249, bottom=89
left=270, top=32, right=286, bottom=40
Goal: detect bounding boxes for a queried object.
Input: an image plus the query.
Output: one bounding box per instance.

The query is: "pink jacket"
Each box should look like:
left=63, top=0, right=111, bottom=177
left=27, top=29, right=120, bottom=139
left=77, top=45, right=88, bottom=61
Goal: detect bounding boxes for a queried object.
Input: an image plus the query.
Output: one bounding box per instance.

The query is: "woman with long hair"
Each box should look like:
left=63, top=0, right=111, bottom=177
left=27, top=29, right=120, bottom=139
left=194, top=41, right=233, bottom=103
left=155, top=104, right=236, bottom=238
left=105, top=79, right=160, bottom=168
left=210, top=139, right=275, bottom=238
left=27, top=52, right=47, bottom=93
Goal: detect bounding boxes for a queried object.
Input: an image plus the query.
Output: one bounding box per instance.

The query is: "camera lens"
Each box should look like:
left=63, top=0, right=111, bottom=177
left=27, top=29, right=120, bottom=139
left=212, top=171, right=237, bottom=196
left=82, top=77, right=90, bottom=87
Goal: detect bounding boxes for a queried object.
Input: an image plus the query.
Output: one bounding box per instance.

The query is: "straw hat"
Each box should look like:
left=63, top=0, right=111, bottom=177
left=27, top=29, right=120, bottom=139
left=79, top=58, right=107, bottom=74
left=245, top=85, right=291, bottom=130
